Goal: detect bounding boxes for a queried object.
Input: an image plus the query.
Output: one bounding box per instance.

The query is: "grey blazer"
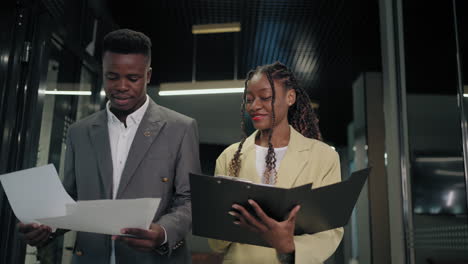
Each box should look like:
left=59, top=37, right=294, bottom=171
left=62, top=98, right=200, bottom=264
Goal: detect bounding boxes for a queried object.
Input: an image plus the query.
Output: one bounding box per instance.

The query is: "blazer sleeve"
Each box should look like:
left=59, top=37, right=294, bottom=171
left=62, top=127, right=77, bottom=200
left=207, top=149, right=233, bottom=253
left=294, top=150, right=344, bottom=264
left=156, top=119, right=201, bottom=254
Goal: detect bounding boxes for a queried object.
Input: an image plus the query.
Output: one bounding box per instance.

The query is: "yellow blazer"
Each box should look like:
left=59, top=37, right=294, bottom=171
left=208, top=126, right=344, bottom=264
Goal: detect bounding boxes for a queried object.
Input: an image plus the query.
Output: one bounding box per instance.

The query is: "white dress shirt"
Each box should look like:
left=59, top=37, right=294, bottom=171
left=107, top=97, right=149, bottom=199
left=106, top=95, right=166, bottom=264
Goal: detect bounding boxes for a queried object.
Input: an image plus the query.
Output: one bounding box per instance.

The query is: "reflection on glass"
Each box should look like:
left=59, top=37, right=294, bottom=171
left=76, top=66, right=95, bottom=121
left=36, top=59, right=60, bottom=167
left=412, top=155, right=466, bottom=215
left=25, top=37, right=100, bottom=264
left=345, top=74, right=371, bottom=263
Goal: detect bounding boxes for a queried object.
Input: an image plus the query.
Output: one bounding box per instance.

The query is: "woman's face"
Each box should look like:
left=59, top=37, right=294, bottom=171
left=245, top=73, right=296, bottom=131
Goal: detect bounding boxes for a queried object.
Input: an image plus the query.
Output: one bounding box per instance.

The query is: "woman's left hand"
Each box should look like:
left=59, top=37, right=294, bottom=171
left=230, top=199, right=300, bottom=254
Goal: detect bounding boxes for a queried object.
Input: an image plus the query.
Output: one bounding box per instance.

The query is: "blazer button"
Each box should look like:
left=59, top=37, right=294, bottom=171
left=162, top=177, right=168, bottom=182
left=75, top=250, right=83, bottom=256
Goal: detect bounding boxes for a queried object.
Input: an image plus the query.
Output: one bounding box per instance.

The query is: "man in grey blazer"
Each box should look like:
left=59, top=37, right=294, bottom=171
left=18, top=29, right=200, bottom=263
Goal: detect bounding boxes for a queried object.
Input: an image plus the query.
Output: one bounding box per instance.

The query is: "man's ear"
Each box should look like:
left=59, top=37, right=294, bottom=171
left=147, top=67, right=152, bottom=84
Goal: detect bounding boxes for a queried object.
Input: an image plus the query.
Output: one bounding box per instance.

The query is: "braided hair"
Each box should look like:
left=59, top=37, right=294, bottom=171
left=228, top=62, right=322, bottom=183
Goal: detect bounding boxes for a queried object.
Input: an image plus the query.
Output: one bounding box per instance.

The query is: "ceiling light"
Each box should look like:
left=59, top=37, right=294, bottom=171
left=160, top=88, right=244, bottom=96
left=44, top=90, right=92, bottom=96
left=159, top=80, right=245, bottom=96
left=192, top=22, right=241, bottom=35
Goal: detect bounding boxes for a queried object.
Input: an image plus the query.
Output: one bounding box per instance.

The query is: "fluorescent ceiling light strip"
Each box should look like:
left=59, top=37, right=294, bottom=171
left=159, top=88, right=244, bottom=96
left=44, top=90, right=92, bottom=96
left=192, top=22, right=241, bottom=35
left=192, top=27, right=240, bottom=34
left=464, top=93, right=468, bottom=97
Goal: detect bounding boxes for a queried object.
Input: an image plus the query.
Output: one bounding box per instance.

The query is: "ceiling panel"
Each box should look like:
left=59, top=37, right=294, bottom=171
left=107, top=0, right=381, bottom=146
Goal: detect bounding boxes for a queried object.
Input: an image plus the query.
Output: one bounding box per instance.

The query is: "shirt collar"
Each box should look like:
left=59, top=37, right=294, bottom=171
left=106, top=95, right=150, bottom=127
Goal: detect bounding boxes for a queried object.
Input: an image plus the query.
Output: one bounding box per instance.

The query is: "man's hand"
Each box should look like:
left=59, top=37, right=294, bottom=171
left=230, top=199, right=300, bottom=254
left=17, top=222, right=52, bottom=247
left=112, top=223, right=166, bottom=252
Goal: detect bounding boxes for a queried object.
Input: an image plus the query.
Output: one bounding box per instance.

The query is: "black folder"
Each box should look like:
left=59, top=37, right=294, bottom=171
left=190, top=168, right=370, bottom=247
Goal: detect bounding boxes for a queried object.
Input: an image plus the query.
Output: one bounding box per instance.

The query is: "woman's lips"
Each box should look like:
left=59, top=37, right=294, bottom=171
left=251, top=115, right=267, bottom=121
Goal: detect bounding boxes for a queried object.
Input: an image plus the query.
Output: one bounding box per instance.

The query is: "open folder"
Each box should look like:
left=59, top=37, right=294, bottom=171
left=190, top=168, right=370, bottom=247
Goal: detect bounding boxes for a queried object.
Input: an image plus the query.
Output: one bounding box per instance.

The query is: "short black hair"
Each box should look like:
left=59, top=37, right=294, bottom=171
left=102, top=29, right=152, bottom=63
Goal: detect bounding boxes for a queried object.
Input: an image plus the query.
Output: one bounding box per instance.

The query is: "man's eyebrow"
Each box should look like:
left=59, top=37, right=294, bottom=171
left=126, top=73, right=142, bottom=76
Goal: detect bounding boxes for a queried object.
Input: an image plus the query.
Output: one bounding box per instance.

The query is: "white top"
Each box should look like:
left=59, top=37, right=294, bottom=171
left=106, top=95, right=166, bottom=263
left=255, top=145, right=288, bottom=184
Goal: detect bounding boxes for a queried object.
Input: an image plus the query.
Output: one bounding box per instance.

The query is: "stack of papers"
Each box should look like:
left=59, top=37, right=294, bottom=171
left=0, top=164, right=160, bottom=235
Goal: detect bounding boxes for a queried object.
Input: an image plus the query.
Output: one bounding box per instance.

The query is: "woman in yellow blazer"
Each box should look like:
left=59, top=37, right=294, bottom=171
left=208, top=62, right=343, bottom=264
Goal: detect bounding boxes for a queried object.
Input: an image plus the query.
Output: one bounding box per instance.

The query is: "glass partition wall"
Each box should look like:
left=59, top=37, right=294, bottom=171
left=26, top=35, right=101, bottom=264
left=401, top=0, right=468, bottom=263
left=0, top=1, right=111, bottom=263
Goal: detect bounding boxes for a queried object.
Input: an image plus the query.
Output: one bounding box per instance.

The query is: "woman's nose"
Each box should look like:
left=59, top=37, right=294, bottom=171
left=251, top=98, right=262, bottom=110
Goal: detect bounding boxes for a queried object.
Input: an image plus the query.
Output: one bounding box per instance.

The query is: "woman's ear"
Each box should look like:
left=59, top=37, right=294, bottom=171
left=287, top=89, right=296, bottom=106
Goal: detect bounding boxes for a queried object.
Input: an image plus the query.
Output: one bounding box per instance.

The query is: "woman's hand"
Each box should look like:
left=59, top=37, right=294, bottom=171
left=230, top=199, right=300, bottom=254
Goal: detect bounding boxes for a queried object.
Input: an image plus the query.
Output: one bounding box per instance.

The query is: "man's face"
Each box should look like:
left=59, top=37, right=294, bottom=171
left=102, top=51, right=152, bottom=113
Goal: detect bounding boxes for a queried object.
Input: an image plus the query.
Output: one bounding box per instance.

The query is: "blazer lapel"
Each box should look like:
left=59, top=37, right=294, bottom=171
left=116, top=100, right=166, bottom=198
left=89, top=111, right=113, bottom=199
left=275, top=127, right=309, bottom=188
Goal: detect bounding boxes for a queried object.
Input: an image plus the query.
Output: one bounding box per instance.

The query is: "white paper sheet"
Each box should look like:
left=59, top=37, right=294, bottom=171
left=0, top=164, right=75, bottom=223
left=0, top=164, right=161, bottom=235
left=37, top=198, right=161, bottom=235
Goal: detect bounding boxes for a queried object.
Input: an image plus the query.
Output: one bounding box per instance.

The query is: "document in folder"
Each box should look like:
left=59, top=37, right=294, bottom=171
left=190, top=168, right=370, bottom=247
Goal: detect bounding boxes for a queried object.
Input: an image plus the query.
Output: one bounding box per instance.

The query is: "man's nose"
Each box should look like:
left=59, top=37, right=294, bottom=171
left=115, top=79, right=130, bottom=91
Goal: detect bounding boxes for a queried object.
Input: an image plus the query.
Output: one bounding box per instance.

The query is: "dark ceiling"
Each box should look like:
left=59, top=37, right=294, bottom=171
left=402, top=0, right=462, bottom=96
left=107, top=0, right=382, bottom=146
